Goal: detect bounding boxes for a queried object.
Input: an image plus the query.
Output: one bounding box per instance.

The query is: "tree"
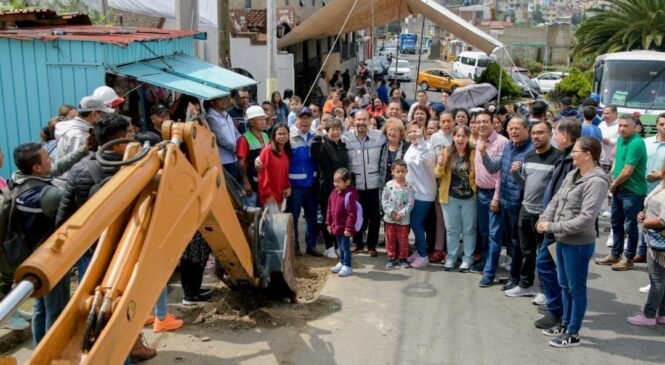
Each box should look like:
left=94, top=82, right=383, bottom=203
left=572, top=0, right=665, bottom=59
left=532, top=5, right=544, bottom=25
left=477, top=62, right=521, bottom=99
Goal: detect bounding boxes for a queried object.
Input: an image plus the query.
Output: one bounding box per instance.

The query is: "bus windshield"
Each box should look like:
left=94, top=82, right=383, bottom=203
left=600, top=60, right=665, bottom=110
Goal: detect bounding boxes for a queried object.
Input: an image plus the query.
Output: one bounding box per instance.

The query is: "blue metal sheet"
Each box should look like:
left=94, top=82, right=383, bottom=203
left=112, top=62, right=229, bottom=100
left=156, top=54, right=256, bottom=91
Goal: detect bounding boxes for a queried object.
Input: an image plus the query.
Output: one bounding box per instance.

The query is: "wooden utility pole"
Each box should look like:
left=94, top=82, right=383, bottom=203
left=218, top=0, right=231, bottom=68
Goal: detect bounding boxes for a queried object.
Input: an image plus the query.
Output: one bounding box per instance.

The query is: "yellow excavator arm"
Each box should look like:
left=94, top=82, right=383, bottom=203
left=0, top=121, right=296, bottom=364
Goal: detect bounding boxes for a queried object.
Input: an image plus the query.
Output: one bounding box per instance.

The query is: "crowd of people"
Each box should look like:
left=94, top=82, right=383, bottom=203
left=1, top=71, right=664, bottom=361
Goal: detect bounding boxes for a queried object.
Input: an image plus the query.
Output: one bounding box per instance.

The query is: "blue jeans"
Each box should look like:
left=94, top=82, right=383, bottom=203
left=32, top=272, right=71, bottom=346
left=441, top=197, right=477, bottom=265
left=243, top=191, right=258, bottom=207
left=638, top=226, right=648, bottom=258
left=76, top=251, right=92, bottom=280
left=337, top=235, right=351, bottom=266
left=536, top=236, right=562, bottom=317
left=223, top=163, right=238, bottom=181
left=611, top=190, right=644, bottom=259
left=556, top=242, right=595, bottom=335
left=502, top=208, right=521, bottom=283
left=480, top=192, right=503, bottom=280
left=410, top=200, right=433, bottom=257
left=288, top=186, right=318, bottom=251
left=154, top=286, right=168, bottom=320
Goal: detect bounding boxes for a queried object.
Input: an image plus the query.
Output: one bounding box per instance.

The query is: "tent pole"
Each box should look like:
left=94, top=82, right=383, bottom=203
left=497, top=51, right=502, bottom=105
left=395, top=0, right=401, bottom=93
left=414, top=14, right=426, bottom=98
left=370, top=0, right=375, bottom=83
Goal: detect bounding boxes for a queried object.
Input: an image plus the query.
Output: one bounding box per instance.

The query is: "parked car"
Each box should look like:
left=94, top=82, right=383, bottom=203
left=388, top=59, right=412, bottom=81
left=453, top=51, right=491, bottom=79
left=510, top=72, right=541, bottom=98
left=417, top=69, right=475, bottom=93
left=535, top=71, right=568, bottom=93
left=365, top=58, right=388, bottom=76
left=505, top=66, right=532, bottom=78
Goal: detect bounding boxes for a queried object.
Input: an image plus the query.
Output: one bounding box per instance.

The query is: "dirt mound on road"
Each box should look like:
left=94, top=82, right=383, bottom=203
left=176, top=256, right=339, bottom=331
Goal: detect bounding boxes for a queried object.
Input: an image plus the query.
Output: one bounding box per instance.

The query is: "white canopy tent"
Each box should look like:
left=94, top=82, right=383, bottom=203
left=109, top=0, right=502, bottom=54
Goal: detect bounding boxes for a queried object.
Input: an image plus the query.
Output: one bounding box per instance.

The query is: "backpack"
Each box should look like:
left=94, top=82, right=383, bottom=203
left=0, top=179, right=48, bottom=274
left=343, top=192, right=363, bottom=232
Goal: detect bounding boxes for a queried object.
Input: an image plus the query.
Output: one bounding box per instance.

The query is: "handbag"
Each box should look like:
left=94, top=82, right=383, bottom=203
left=646, top=229, right=665, bottom=252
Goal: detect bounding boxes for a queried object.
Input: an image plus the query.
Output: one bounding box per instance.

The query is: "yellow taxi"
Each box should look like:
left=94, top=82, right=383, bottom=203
left=417, top=69, right=475, bottom=93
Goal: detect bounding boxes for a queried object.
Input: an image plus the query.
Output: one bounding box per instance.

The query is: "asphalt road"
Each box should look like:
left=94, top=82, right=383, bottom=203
left=10, top=211, right=664, bottom=365
left=390, top=53, right=449, bottom=104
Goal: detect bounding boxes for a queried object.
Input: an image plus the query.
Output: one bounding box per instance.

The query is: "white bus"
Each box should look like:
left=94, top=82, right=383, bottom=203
left=593, top=50, right=665, bottom=134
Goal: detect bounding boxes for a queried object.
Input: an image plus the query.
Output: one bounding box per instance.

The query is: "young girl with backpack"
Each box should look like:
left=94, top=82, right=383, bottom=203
left=381, top=159, right=415, bottom=268
left=326, top=168, right=360, bottom=277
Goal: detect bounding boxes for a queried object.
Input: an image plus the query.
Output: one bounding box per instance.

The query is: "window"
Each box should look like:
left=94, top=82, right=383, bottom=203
left=477, top=58, right=490, bottom=67
left=300, top=0, right=305, bottom=6
left=245, top=0, right=252, bottom=8
left=461, top=57, right=475, bottom=66
left=285, top=0, right=289, bottom=5
left=312, top=0, right=316, bottom=6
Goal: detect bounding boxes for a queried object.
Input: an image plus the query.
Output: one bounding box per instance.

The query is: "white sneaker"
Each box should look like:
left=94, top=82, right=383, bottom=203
left=639, top=284, right=651, bottom=293
left=324, top=247, right=338, bottom=259
left=532, top=293, right=547, bottom=306
left=605, top=234, right=613, bottom=247
left=602, top=210, right=611, bottom=218
left=338, top=265, right=353, bottom=277
left=331, top=262, right=343, bottom=273
left=410, top=256, right=429, bottom=269
left=504, top=285, right=535, bottom=297
left=459, top=262, right=471, bottom=272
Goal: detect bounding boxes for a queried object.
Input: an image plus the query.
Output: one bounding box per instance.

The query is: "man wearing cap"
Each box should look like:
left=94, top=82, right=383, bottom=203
left=93, top=85, right=125, bottom=111
left=207, top=97, right=241, bottom=177
left=288, top=107, right=322, bottom=257
left=342, top=109, right=386, bottom=257
left=150, top=104, right=171, bottom=137
left=237, top=105, right=269, bottom=207
left=227, top=88, right=251, bottom=134
left=54, top=96, right=112, bottom=163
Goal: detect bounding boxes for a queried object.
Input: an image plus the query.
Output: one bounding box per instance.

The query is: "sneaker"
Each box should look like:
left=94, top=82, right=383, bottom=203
left=368, top=249, right=379, bottom=257
left=399, top=259, right=410, bottom=268
left=386, top=259, right=397, bottom=268
left=627, top=312, right=657, bottom=327
left=458, top=262, right=471, bottom=273
left=1, top=312, right=30, bottom=330
left=534, top=313, right=561, bottom=329
left=411, top=256, right=429, bottom=269
left=549, top=333, right=580, bottom=348
left=542, top=323, right=567, bottom=337
left=145, top=315, right=155, bottom=326
left=499, top=256, right=512, bottom=271
left=478, top=276, right=493, bottom=287
left=153, top=313, right=184, bottom=333
left=537, top=304, right=549, bottom=315
left=331, top=262, right=343, bottom=273
left=501, top=280, right=518, bottom=291
left=601, top=210, right=611, bottom=218
left=16, top=309, right=32, bottom=321
left=428, top=250, right=445, bottom=263
left=130, top=333, right=157, bottom=363
left=605, top=234, right=613, bottom=247
left=611, top=257, right=634, bottom=271
left=504, top=285, right=535, bottom=297
left=594, top=254, right=620, bottom=265
left=633, top=255, right=646, bottom=263
left=197, top=288, right=213, bottom=297
left=532, top=293, right=547, bottom=306
left=338, top=265, right=353, bottom=277
left=323, top=247, right=338, bottom=259
left=182, top=292, right=212, bottom=305
left=639, top=284, right=651, bottom=293
left=406, top=251, right=419, bottom=263
left=657, top=315, right=665, bottom=325
left=469, top=263, right=484, bottom=274
left=306, top=249, right=324, bottom=257
left=442, top=261, right=454, bottom=271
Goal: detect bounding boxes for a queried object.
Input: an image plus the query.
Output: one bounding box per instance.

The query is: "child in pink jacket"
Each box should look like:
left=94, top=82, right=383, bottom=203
left=326, top=168, right=359, bottom=277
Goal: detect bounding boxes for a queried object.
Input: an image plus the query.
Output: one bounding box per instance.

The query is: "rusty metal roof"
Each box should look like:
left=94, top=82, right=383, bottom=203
left=0, top=25, right=202, bottom=46
left=0, top=7, right=91, bottom=28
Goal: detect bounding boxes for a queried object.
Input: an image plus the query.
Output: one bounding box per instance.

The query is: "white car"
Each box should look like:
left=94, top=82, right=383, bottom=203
left=387, top=60, right=412, bottom=81
left=364, top=58, right=388, bottom=76
left=535, top=72, right=568, bottom=93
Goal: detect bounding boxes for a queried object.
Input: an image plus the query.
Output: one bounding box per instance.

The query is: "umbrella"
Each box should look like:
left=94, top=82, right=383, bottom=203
left=447, top=83, right=498, bottom=111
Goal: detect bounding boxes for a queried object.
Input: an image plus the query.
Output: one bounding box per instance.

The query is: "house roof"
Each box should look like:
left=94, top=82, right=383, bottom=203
left=0, top=25, right=203, bottom=46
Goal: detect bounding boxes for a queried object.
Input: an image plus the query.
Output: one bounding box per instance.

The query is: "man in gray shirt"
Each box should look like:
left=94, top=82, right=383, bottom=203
left=506, top=121, right=558, bottom=297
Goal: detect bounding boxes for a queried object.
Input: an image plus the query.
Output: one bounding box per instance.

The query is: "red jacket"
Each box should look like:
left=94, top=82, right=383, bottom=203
left=258, top=144, right=290, bottom=205
left=326, top=187, right=358, bottom=236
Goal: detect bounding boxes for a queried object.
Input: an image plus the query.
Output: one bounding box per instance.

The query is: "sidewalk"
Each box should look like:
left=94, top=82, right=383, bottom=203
left=0, top=326, right=30, bottom=354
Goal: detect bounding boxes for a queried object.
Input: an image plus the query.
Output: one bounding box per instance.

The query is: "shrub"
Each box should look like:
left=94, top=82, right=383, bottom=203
left=550, top=68, right=591, bottom=106
left=477, top=62, right=522, bottom=99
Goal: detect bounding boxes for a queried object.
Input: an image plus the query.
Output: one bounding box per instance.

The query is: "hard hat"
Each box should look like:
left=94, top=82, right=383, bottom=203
left=246, top=105, right=266, bottom=120
left=93, top=85, right=124, bottom=107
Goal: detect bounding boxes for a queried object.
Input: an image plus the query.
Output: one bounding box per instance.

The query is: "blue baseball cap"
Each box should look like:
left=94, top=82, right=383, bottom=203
left=297, top=106, right=312, bottom=117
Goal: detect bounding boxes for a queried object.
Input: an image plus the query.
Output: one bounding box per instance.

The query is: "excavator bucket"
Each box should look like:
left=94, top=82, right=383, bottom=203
left=255, top=210, right=297, bottom=299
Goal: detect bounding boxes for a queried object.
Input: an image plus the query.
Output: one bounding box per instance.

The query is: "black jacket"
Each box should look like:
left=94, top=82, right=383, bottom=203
left=310, top=135, right=349, bottom=201
left=55, top=153, right=123, bottom=228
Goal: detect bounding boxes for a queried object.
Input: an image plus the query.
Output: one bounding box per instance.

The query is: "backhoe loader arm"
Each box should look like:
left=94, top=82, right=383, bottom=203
left=0, top=121, right=295, bottom=364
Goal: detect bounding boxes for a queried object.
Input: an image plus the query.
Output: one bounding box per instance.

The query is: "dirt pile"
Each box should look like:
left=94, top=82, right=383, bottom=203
left=176, top=256, right=339, bottom=331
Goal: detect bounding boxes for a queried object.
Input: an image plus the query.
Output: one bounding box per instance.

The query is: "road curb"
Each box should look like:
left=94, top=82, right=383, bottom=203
left=0, top=327, right=31, bottom=354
